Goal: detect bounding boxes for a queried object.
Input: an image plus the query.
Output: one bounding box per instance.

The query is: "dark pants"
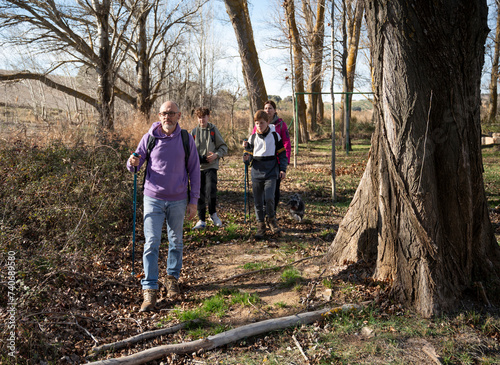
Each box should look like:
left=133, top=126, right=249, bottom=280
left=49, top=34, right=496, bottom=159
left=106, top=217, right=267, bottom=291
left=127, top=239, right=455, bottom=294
left=263, top=176, right=281, bottom=214
left=275, top=176, right=281, bottom=212
left=198, top=168, right=218, bottom=221
left=252, top=178, right=277, bottom=222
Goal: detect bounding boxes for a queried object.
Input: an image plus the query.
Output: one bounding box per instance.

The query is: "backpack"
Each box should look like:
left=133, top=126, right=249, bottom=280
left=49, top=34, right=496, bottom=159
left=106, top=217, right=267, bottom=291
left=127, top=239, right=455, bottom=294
left=249, top=131, right=280, bottom=153
left=142, top=129, right=191, bottom=193
left=191, top=126, right=216, bottom=144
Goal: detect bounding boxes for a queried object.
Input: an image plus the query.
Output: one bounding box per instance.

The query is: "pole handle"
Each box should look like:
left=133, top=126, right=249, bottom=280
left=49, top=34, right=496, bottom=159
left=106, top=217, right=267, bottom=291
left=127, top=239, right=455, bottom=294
left=132, top=152, right=139, bottom=173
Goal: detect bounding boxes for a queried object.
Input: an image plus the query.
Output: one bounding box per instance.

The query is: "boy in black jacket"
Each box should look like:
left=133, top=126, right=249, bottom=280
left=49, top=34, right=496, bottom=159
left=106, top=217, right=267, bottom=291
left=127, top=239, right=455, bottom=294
left=243, top=110, right=288, bottom=239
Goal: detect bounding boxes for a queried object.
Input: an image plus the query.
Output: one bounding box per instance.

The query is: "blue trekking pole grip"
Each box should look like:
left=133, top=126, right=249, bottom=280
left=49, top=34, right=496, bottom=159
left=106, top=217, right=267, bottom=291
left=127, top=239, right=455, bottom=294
left=131, top=152, right=139, bottom=276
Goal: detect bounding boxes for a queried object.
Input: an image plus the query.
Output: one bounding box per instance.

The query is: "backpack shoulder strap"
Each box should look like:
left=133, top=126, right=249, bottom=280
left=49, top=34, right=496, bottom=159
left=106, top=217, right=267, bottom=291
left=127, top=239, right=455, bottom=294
left=142, top=135, right=156, bottom=190
left=181, top=129, right=191, bottom=199
left=272, top=131, right=279, bottom=150
left=181, top=129, right=190, bottom=169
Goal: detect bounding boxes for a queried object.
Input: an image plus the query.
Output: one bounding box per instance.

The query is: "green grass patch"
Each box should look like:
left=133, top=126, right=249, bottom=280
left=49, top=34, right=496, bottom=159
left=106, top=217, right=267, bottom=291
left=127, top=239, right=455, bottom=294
left=280, top=267, right=303, bottom=287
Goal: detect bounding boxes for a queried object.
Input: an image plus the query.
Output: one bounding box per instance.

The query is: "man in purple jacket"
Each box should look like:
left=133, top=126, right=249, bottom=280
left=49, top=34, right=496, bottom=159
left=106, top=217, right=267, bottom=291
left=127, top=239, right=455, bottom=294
left=127, top=101, right=200, bottom=312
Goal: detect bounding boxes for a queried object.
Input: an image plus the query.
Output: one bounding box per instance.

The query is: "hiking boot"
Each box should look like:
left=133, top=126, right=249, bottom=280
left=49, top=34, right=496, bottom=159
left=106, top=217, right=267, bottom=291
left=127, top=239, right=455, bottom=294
left=209, top=212, right=222, bottom=227
left=255, top=221, right=267, bottom=240
left=139, top=289, right=157, bottom=312
left=192, top=220, right=206, bottom=230
left=268, top=218, right=281, bottom=234
left=166, top=275, right=180, bottom=298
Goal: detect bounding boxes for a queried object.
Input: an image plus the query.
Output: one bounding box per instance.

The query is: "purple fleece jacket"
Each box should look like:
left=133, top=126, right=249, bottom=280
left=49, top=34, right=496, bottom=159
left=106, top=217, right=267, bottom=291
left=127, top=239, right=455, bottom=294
left=127, top=122, right=200, bottom=205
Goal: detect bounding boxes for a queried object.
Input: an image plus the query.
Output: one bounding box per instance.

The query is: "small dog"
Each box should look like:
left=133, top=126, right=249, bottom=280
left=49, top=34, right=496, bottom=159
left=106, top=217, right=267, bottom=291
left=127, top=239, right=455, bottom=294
left=288, top=193, right=305, bottom=222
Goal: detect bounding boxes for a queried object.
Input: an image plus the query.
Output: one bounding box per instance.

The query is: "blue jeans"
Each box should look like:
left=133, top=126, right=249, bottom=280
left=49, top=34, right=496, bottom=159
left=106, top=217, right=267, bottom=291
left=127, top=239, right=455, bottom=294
left=142, top=195, right=187, bottom=290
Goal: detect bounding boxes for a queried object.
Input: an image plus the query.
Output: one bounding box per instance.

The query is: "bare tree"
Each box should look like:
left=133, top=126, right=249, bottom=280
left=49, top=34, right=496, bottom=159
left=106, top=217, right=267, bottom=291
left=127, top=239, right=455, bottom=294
left=0, top=0, right=138, bottom=131
left=284, top=0, right=309, bottom=142
left=337, top=0, right=365, bottom=151
left=488, top=0, right=500, bottom=123
left=326, top=0, right=500, bottom=317
left=118, top=0, right=206, bottom=120
left=0, top=0, right=207, bottom=127
left=303, top=0, right=326, bottom=134
left=223, top=0, right=267, bottom=130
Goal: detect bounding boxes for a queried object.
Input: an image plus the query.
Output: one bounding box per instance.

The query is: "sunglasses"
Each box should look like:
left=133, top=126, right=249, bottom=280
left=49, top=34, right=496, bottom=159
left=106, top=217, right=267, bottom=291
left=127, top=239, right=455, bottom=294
left=159, top=111, right=179, bottom=117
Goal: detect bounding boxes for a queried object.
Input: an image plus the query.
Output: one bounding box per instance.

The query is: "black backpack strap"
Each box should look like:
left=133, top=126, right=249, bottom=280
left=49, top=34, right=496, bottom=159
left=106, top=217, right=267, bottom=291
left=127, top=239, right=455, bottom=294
left=142, top=135, right=156, bottom=191
left=181, top=129, right=191, bottom=200
left=273, top=131, right=286, bottom=158
left=272, top=131, right=279, bottom=151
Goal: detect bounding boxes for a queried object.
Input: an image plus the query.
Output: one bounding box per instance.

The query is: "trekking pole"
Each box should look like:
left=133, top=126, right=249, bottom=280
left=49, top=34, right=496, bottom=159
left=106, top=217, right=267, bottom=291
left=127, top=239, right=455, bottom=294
left=244, top=162, right=248, bottom=223
left=131, top=152, right=139, bottom=276
left=243, top=139, right=248, bottom=223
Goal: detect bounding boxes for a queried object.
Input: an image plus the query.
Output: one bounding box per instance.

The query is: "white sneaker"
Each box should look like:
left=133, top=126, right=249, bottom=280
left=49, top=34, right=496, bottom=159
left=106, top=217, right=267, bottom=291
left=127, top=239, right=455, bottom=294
left=193, top=220, right=206, bottom=230
left=209, top=213, right=222, bottom=227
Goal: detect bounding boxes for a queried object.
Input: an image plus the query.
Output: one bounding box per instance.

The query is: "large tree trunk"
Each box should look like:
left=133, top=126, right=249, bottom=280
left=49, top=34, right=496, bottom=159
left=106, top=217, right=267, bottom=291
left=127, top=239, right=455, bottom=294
left=224, top=0, right=267, bottom=125
left=305, top=0, right=326, bottom=135
left=326, top=0, right=500, bottom=317
left=488, top=0, right=500, bottom=124
left=285, top=0, right=309, bottom=143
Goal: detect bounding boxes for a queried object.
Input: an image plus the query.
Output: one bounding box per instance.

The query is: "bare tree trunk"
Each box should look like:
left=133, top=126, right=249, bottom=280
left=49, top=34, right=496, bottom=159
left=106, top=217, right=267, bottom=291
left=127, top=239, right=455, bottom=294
left=326, top=0, right=500, bottom=317
left=340, top=0, right=364, bottom=150
left=94, top=0, right=114, bottom=131
left=285, top=0, right=309, bottom=143
left=135, top=1, right=152, bottom=121
left=488, top=0, right=500, bottom=123
left=224, top=0, right=267, bottom=120
left=341, top=0, right=350, bottom=150
left=306, top=0, right=326, bottom=135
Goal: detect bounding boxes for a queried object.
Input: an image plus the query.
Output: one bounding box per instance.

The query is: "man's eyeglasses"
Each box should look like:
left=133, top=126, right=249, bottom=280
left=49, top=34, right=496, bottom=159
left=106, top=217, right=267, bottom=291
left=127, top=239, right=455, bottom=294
left=159, top=111, right=179, bottom=117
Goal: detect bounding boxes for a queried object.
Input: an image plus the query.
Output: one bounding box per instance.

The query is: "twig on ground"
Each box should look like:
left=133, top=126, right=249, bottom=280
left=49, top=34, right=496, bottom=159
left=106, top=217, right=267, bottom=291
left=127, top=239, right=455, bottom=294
left=248, top=297, right=271, bottom=317
left=75, top=321, right=99, bottom=345
left=91, top=320, right=199, bottom=355
left=113, top=317, right=143, bottom=333
left=292, top=334, right=309, bottom=363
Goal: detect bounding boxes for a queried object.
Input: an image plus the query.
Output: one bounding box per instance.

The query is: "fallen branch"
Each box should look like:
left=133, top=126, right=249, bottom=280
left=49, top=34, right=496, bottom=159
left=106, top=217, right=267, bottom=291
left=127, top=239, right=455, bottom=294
left=92, top=320, right=199, bottom=355
left=87, top=302, right=368, bottom=365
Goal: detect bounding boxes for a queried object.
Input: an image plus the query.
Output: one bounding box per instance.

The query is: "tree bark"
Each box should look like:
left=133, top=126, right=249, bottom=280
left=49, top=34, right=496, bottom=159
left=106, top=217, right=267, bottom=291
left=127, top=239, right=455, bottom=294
left=326, top=0, right=500, bottom=317
left=224, top=0, right=267, bottom=123
left=135, top=0, right=152, bottom=121
left=94, top=0, right=115, bottom=131
left=488, top=0, right=500, bottom=123
left=285, top=0, right=309, bottom=143
left=305, top=0, right=326, bottom=135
